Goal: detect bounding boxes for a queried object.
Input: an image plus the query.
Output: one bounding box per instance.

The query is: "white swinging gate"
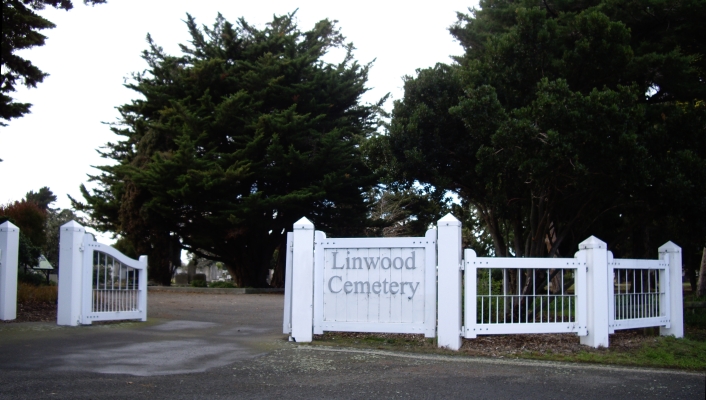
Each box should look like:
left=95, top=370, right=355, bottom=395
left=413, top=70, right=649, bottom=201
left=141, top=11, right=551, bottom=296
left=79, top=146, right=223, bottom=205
left=57, top=221, right=148, bottom=326
left=285, top=214, right=684, bottom=349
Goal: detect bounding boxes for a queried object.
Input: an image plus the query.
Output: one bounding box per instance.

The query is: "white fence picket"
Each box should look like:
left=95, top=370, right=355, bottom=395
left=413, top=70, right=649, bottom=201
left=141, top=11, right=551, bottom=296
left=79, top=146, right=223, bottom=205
left=437, top=213, right=462, bottom=350
left=282, top=232, right=294, bottom=334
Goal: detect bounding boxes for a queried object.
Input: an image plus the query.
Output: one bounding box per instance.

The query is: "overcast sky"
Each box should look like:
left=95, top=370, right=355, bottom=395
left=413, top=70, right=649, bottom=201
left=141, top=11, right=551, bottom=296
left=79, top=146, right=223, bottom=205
left=1, top=0, right=477, bottom=233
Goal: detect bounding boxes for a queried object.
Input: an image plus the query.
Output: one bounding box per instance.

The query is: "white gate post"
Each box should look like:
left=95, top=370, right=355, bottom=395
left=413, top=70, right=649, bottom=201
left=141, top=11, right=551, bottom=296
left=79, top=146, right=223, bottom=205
left=139, top=255, right=148, bottom=321
left=290, top=217, right=315, bottom=342
left=282, top=232, right=294, bottom=334
left=579, top=236, right=610, bottom=348
left=659, top=241, right=683, bottom=338
left=437, top=213, right=462, bottom=350
left=0, top=221, right=20, bottom=321
left=57, top=220, right=86, bottom=326
left=463, top=249, right=478, bottom=339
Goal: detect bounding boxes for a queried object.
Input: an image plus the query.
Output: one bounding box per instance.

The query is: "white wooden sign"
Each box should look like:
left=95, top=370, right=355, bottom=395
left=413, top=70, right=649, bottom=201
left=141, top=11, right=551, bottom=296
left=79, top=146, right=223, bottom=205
left=313, top=230, right=437, bottom=337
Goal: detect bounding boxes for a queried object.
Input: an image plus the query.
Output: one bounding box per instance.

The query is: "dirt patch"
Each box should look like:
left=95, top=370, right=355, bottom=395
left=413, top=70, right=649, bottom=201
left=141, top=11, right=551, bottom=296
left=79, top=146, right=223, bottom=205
left=314, top=329, right=664, bottom=358
left=2, top=302, right=57, bottom=323
left=459, top=330, right=655, bottom=357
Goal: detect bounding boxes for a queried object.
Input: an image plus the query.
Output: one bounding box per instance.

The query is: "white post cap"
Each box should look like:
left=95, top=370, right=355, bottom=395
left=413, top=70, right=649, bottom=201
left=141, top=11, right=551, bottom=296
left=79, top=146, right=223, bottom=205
left=60, top=220, right=85, bottom=232
left=438, top=213, right=461, bottom=227
left=658, top=241, right=681, bottom=253
left=293, top=217, right=314, bottom=230
left=579, top=235, right=606, bottom=250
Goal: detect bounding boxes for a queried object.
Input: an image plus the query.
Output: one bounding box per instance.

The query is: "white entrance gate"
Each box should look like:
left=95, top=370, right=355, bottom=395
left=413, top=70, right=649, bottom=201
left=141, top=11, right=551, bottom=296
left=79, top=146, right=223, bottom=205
left=58, top=221, right=147, bottom=326
left=80, top=234, right=147, bottom=324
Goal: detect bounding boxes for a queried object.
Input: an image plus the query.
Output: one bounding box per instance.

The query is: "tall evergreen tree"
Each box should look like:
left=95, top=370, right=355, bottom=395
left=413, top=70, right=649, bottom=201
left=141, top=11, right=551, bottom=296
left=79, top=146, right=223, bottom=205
left=25, top=186, right=58, bottom=211
left=1, top=0, right=106, bottom=125
left=385, top=0, right=705, bottom=275
left=75, top=12, right=383, bottom=287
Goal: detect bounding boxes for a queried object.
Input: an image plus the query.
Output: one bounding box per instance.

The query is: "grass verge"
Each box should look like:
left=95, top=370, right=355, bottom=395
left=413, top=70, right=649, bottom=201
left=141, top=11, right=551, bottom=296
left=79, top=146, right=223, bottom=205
left=522, top=333, right=706, bottom=371
left=309, top=307, right=706, bottom=371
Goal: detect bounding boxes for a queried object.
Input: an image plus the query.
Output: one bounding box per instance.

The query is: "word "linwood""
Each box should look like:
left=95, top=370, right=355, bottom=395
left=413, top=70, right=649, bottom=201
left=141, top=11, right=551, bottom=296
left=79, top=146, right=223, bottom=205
left=331, top=251, right=416, bottom=270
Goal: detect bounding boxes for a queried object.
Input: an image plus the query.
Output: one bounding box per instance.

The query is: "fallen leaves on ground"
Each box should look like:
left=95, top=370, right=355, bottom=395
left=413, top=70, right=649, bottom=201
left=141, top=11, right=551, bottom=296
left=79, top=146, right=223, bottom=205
left=2, top=302, right=57, bottom=323
left=314, top=329, right=663, bottom=358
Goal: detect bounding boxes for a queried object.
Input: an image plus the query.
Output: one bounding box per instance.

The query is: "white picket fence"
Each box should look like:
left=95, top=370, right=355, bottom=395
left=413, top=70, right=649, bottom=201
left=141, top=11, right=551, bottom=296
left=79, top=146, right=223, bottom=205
left=286, top=214, right=684, bottom=349
left=57, top=221, right=148, bottom=326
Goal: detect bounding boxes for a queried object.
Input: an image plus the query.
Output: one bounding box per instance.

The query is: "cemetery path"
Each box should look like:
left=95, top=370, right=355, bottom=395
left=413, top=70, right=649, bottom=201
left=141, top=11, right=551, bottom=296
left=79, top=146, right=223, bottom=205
left=0, top=292, right=703, bottom=399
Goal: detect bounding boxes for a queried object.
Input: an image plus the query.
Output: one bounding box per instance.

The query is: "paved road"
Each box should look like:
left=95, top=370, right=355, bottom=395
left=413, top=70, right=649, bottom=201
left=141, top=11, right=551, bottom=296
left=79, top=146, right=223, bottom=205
left=1, top=292, right=703, bottom=399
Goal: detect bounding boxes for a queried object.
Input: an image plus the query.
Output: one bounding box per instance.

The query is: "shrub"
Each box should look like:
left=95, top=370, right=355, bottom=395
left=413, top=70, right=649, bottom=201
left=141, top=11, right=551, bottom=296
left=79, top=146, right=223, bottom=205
left=209, top=281, right=236, bottom=288
left=191, top=279, right=207, bottom=288
left=17, top=283, right=57, bottom=305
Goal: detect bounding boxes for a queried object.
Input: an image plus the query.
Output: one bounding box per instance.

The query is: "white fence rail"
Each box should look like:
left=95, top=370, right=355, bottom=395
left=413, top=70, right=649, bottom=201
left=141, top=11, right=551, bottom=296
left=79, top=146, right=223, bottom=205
left=0, top=221, right=20, bottom=321
left=58, top=221, right=148, bottom=326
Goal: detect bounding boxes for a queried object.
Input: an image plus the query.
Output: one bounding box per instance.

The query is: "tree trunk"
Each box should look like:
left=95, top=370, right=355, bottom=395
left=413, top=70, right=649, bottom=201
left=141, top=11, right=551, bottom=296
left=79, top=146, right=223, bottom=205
left=228, top=260, right=269, bottom=288
left=270, top=238, right=288, bottom=288
left=686, top=264, right=697, bottom=293
left=697, top=247, right=706, bottom=297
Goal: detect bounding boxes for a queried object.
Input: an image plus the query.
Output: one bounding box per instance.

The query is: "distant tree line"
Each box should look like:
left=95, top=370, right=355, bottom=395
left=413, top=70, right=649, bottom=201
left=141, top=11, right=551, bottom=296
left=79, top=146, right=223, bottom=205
left=0, top=187, right=79, bottom=276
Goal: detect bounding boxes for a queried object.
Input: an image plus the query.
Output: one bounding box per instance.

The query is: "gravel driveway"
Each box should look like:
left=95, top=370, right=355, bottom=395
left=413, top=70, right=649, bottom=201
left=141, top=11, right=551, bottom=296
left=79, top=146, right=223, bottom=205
left=0, top=291, right=703, bottom=399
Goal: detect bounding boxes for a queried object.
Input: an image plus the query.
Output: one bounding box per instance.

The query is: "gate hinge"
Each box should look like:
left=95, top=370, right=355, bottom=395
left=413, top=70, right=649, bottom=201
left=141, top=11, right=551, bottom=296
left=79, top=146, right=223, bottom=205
left=460, top=326, right=465, bottom=336
left=460, top=262, right=465, bottom=271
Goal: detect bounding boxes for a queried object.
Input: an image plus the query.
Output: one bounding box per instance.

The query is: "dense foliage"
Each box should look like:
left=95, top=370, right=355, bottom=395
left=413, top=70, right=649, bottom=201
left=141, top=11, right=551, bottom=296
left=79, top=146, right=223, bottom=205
left=383, top=1, right=705, bottom=277
left=75, top=13, right=383, bottom=286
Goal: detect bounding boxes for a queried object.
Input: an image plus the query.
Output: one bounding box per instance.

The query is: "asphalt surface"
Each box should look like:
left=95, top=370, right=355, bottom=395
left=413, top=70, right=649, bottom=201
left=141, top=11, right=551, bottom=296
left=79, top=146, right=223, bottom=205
left=1, top=292, right=704, bottom=399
